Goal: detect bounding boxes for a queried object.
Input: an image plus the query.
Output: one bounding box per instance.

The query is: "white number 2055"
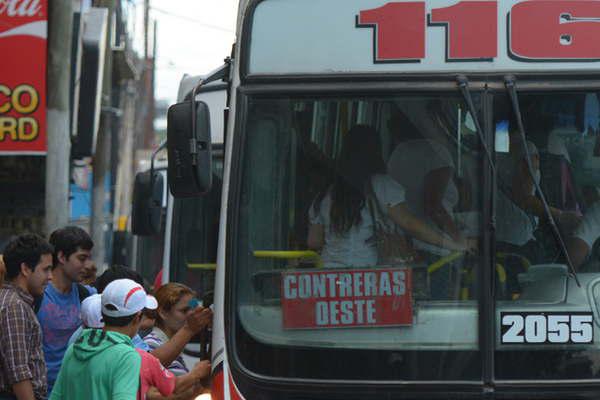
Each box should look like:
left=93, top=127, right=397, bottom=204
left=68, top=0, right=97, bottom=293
left=501, top=313, right=594, bottom=344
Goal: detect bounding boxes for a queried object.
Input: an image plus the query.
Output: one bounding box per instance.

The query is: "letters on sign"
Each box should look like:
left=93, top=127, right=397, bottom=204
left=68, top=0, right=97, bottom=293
left=281, top=268, right=413, bottom=330
left=357, top=1, right=600, bottom=63
left=356, top=2, right=425, bottom=62
left=501, top=312, right=594, bottom=344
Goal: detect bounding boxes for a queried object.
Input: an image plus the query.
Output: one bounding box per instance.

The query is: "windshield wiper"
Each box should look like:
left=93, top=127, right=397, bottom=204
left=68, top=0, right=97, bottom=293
left=457, top=76, right=496, bottom=176
left=504, top=75, right=581, bottom=287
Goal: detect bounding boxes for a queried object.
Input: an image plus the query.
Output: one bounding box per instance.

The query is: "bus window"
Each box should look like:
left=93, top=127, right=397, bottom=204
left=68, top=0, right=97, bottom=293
left=136, top=232, right=165, bottom=289
left=232, top=94, right=484, bottom=380
left=170, top=167, right=223, bottom=300
left=494, top=91, right=600, bottom=380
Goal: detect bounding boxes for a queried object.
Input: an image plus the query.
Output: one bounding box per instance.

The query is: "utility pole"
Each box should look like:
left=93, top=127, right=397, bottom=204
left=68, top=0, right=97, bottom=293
left=45, top=0, right=74, bottom=235
left=140, top=0, right=155, bottom=149
left=90, top=0, right=115, bottom=271
left=144, top=0, right=150, bottom=59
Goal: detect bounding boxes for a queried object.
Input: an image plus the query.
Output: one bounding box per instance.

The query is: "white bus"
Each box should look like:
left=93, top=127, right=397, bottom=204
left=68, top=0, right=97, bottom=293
left=166, top=1, right=600, bottom=399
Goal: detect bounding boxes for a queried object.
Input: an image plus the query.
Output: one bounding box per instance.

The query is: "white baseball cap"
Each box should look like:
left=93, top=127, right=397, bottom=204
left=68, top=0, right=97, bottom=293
left=101, top=279, right=158, bottom=318
left=81, top=294, right=104, bottom=328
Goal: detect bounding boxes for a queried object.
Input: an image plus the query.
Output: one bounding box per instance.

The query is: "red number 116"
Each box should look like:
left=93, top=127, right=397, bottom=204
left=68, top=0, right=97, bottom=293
left=356, top=1, right=600, bottom=62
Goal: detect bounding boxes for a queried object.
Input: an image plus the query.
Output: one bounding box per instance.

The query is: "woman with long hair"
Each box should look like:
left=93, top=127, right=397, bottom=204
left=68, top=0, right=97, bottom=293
left=307, top=125, right=472, bottom=268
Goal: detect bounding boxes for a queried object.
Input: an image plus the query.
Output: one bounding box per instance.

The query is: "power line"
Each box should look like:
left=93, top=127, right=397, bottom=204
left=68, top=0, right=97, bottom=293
left=150, top=6, right=234, bottom=33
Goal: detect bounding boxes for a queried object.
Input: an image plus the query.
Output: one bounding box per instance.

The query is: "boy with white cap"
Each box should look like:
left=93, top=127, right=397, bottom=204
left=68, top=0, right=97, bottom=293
left=50, top=279, right=157, bottom=400
left=61, top=289, right=211, bottom=399
left=67, top=294, right=104, bottom=347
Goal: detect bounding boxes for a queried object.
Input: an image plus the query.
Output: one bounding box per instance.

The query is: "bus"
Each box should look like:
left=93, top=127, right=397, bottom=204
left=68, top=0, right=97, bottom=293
left=166, top=0, right=600, bottom=399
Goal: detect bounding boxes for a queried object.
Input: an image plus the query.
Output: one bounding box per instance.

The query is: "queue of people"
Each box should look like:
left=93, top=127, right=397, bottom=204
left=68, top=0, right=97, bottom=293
left=0, top=229, right=212, bottom=400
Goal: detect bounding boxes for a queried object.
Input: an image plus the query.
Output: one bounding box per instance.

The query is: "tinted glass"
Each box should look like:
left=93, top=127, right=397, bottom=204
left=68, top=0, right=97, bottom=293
left=494, top=91, right=600, bottom=380
left=136, top=232, right=164, bottom=288
left=233, top=94, right=483, bottom=380
left=170, top=160, right=223, bottom=299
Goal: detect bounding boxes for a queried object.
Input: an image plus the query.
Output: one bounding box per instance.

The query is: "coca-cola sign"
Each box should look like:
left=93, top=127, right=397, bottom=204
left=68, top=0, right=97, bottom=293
left=0, top=0, right=47, bottom=154
left=0, top=0, right=43, bottom=17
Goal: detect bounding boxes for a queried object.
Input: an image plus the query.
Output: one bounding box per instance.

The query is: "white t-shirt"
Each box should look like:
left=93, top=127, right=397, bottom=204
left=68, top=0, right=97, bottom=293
left=495, top=190, right=537, bottom=246
left=309, top=174, right=405, bottom=268
left=387, top=139, right=458, bottom=254
left=575, top=202, right=600, bottom=248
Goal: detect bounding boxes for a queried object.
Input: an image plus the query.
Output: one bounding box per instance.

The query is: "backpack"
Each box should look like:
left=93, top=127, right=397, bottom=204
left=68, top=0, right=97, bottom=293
left=33, top=283, right=90, bottom=314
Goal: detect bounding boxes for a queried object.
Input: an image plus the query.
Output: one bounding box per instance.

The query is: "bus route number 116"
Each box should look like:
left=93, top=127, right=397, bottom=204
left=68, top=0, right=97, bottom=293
left=501, top=312, right=594, bottom=344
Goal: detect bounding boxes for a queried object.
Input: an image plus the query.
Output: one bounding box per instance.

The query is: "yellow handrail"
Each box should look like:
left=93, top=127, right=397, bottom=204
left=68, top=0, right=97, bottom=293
left=187, top=263, right=217, bottom=270
left=426, top=252, right=464, bottom=274
left=496, top=252, right=530, bottom=270
left=495, top=264, right=507, bottom=283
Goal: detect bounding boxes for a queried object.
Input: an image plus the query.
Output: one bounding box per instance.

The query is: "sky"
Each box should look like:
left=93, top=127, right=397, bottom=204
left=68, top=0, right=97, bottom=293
left=148, top=1, right=238, bottom=104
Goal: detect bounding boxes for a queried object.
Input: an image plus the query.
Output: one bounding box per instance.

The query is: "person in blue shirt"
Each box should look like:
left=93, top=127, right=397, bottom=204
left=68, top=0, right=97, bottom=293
left=36, top=226, right=93, bottom=396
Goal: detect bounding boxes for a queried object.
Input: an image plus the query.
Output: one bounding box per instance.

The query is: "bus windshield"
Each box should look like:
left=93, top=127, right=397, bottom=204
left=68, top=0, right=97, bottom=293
left=233, top=94, right=484, bottom=380
left=231, top=89, right=600, bottom=382
left=494, top=90, right=600, bottom=380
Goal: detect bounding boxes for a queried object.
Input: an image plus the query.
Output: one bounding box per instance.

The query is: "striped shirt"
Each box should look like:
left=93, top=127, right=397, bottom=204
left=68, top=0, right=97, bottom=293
left=0, top=284, right=47, bottom=399
left=143, top=327, right=189, bottom=376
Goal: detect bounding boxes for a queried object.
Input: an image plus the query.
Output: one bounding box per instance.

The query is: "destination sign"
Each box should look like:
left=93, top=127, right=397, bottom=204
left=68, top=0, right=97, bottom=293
left=281, top=268, right=413, bottom=329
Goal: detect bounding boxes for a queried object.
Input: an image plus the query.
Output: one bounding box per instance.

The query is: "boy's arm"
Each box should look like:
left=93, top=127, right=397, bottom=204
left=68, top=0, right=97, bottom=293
left=146, top=387, right=200, bottom=400
left=173, top=361, right=211, bottom=394
left=12, top=380, right=35, bottom=400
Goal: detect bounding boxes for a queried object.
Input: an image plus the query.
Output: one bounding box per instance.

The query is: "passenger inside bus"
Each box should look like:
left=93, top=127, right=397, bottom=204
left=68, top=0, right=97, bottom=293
left=306, top=124, right=473, bottom=270
left=386, top=104, right=479, bottom=298
left=492, top=96, right=600, bottom=297
left=246, top=98, right=480, bottom=303
left=496, top=140, right=547, bottom=264
left=568, top=202, right=600, bottom=269
left=387, top=106, right=466, bottom=255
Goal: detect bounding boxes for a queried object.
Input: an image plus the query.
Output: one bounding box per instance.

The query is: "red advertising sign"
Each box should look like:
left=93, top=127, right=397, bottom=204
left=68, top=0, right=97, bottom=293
left=0, top=0, right=47, bottom=154
left=281, top=268, right=413, bottom=329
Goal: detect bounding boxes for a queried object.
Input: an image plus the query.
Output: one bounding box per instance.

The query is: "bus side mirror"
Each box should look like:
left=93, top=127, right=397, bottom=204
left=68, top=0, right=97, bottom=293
left=131, top=171, right=165, bottom=235
left=167, top=101, right=213, bottom=197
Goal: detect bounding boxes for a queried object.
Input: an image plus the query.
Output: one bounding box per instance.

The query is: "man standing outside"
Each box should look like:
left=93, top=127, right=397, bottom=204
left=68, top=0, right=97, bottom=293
left=50, top=279, right=156, bottom=399
left=36, top=226, right=93, bottom=395
left=0, top=234, right=53, bottom=400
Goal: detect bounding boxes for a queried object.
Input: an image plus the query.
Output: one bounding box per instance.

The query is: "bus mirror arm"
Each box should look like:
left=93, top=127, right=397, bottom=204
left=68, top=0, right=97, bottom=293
left=504, top=75, right=581, bottom=287
left=150, top=140, right=167, bottom=189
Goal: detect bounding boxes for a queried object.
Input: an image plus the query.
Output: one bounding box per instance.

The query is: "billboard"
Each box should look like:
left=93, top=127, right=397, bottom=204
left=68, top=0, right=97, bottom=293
left=0, top=0, right=47, bottom=155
